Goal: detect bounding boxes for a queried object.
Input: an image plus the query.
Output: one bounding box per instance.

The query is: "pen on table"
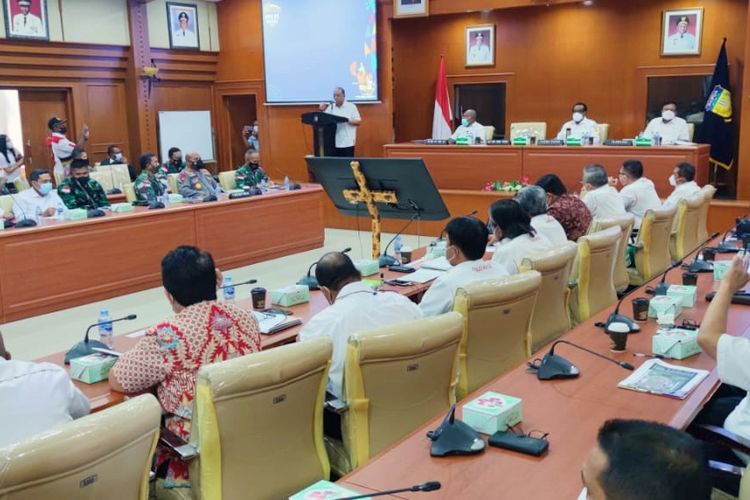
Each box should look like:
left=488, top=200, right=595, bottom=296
left=633, top=352, right=665, bottom=359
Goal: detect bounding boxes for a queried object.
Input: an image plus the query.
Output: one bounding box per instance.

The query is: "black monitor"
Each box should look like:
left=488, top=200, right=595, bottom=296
left=305, top=157, right=449, bottom=221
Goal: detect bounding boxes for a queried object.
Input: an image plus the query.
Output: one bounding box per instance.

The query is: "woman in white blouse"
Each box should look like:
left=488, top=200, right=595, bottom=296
left=0, top=135, right=24, bottom=194
left=489, top=199, right=554, bottom=275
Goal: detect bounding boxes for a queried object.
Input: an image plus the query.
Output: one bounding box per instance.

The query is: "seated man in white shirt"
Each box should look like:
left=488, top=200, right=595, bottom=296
left=490, top=199, right=554, bottom=274
left=580, top=164, right=627, bottom=220
left=449, top=109, right=486, bottom=144
left=664, top=162, right=701, bottom=208
left=581, top=419, right=711, bottom=500
left=13, top=168, right=65, bottom=220
left=0, top=331, right=90, bottom=448
left=420, top=217, right=508, bottom=316
left=556, top=102, right=600, bottom=143
left=515, top=185, right=568, bottom=245
left=610, top=160, right=661, bottom=229
left=299, top=252, right=421, bottom=436
left=643, top=102, right=691, bottom=144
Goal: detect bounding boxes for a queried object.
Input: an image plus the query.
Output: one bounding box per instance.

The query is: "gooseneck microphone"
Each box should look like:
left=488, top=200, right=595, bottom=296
left=65, top=314, right=138, bottom=364
left=8, top=191, right=37, bottom=228
left=219, top=278, right=257, bottom=290
left=605, top=285, right=646, bottom=333
left=75, top=176, right=105, bottom=217
left=528, top=339, right=634, bottom=380
left=298, top=247, right=352, bottom=290
left=337, top=482, right=442, bottom=500
left=380, top=212, right=420, bottom=267
left=688, top=231, right=722, bottom=273
left=651, top=259, right=685, bottom=296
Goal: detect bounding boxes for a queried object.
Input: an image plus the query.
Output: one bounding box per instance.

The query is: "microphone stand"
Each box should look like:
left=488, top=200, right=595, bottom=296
left=65, top=314, right=137, bottom=364
left=550, top=340, right=635, bottom=371
left=687, top=231, right=722, bottom=273
left=380, top=210, right=421, bottom=268
left=219, top=278, right=257, bottom=289
left=529, top=339, right=635, bottom=380
left=9, top=191, right=37, bottom=228
left=716, top=228, right=740, bottom=253
left=605, top=285, right=645, bottom=333
left=338, top=482, right=441, bottom=500
left=651, top=260, right=685, bottom=296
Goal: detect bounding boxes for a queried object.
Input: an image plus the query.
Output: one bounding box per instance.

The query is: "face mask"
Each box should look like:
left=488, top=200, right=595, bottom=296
left=572, top=112, right=584, bottom=123
left=59, top=126, right=68, bottom=134
left=39, top=182, right=53, bottom=195
left=252, top=125, right=259, bottom=133
left=662, top=110, right=676, bottom=121
left=114, top=153, right=123, bottom=162
left=668, top=174, right=677, bottom=187
left=461, top=118, right=469, bottom=127
left=173, top=157, right=182, bottom=164
left=76, top=176, right=90, bottom=185
left=196, top=160, right=204, bottom=169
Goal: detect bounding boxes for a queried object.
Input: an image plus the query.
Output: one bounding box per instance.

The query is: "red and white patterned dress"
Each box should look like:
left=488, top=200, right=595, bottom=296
left=112, top=300, right=261, bottom=489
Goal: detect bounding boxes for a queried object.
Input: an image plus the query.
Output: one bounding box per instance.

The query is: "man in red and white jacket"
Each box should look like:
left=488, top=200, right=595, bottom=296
left=47, top=116, right=89, bottom=178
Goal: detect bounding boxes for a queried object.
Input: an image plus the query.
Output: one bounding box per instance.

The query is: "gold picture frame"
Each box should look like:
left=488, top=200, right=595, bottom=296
left=661, top=8, right=703, bottom=56
left=393, top=0, right=428, bottom=18
left=466, top=24, right=495, bottom=67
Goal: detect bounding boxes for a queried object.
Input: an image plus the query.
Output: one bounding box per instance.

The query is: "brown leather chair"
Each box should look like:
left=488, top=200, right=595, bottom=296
left=189, top=337, right=332, bottom=500
left=628, top=206, right=677, bottom=286
left=453, top=271, right=542, bottom=399
left=326, top=312, right=463, bottom=476
left=520, top=242, right=578, bottom=354
left=588, top=214, right=636, bottom=294
left=569, top=225, right=621, bottom=324
left=0, top=394, right=160, bottom=500
left=699, top=184, right=717, bottom=242
left=670, top=194, right=704, bottom=260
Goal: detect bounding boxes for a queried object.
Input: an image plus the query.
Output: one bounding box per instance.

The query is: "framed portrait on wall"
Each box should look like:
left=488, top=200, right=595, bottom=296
left=661, top=8, right=703, bottom=56
left=3, top=0, right=49, bottom=40
left=393, top=0, right=428, bottom=18
left=466, top=25, right=495, bottom=67
left=167, top=2, right=200, bottom=50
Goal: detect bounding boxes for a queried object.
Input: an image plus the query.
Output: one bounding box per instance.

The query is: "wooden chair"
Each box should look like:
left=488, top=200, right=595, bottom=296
left=699, top=184, right=717, bottom=242
left=628, top=206, right=677, bottom=286
left=569, top=226, right=621, bottom=324
left=588, top=214, right=635, bottom=294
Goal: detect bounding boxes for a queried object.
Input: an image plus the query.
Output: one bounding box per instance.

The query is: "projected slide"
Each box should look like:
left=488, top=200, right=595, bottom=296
left=261, top=0, right=378, bottom=104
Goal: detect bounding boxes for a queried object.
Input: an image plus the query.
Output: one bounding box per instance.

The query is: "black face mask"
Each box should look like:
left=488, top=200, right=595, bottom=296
left=195, top=160, right=204, bottom=169
left=75, top=176, right=90, bottom=186
left=172, top=158, right=182, bottom=165
left=58, top=126, right=68, bottom=134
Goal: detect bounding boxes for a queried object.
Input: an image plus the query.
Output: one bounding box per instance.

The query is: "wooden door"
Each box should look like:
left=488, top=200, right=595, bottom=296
left=18, top=89, right=70, bottom=174
left=223, top=94, right=257, bottom=169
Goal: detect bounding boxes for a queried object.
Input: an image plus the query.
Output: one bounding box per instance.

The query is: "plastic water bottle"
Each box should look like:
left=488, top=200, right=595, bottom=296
left=283, top=176, right=290, bottom=191
left=56, top=202, right=64, bottom=219
left=223, top=276, right=235, bottom=303
left=653, top=132, right=662, bottom=146
left=98, top=309, right=114, bottom=348
left=394, top=236, right=403, bottom=265
left=161, top=191, right=170, bottom=207
left=581, top=131, right=589, bottom=145
left=260, top=178, right=269, bottom=193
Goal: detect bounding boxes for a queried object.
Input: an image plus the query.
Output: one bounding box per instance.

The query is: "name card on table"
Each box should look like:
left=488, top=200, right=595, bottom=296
left=536, top=139, right=564, bottom=146
left=603, top=139, right=634, bottom=147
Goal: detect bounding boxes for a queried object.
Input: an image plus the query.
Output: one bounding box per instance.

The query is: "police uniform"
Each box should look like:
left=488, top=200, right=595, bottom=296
left=57, top=177, right=109, bottom=210
left=134, top=171, right=166, bottom=203
left=178, top=168, right=221, bottom=201
left=234, top=164, right=268, bottom=190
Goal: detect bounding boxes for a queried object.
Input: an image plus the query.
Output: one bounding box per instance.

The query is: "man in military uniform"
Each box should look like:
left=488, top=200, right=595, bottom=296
left=178, top=152, right=222, bottom=202
left=134, top=153, right=166, bottom=203
left=160, top=147, right=185, bottom=176
left=57, top=159, right=110, bottom=210
left=235, top=150, right=268, bottom=190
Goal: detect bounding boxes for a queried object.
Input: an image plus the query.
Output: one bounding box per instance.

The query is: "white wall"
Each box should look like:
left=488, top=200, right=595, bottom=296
left=0, top=90, right=24, bottom=156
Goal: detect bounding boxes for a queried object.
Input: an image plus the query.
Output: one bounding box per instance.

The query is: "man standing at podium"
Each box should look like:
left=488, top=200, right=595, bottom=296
left=319, top=87, right=361, bottom=157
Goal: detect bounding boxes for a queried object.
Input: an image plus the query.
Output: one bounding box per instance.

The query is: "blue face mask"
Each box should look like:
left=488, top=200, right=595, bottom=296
left=461, top=118, right=469, bottom=127
left=39, top=182, right=53, bottom=195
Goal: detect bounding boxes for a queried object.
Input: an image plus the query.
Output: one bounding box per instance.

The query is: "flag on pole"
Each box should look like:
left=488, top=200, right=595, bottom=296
left=698, top=38, right=735, bottom=170
left=432, top=56, right=453, bottom=139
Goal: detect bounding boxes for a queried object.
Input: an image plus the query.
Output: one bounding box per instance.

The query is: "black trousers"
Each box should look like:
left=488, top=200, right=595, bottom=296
left=333, top=146, right=355, bottom=157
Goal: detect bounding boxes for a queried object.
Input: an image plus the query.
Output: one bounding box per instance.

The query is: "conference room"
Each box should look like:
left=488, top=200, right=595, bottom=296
left=2, top=0, right=750, bottom=498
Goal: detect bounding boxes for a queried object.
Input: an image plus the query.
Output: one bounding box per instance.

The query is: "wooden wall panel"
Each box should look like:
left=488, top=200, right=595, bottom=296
left=391, top=0, right=748, bottom=144
left=86, top=84, right=129, bottom=163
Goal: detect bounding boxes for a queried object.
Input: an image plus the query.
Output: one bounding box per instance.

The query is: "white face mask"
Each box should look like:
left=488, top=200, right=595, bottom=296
left=668, top=174, right=677, bottom=187
left=572, top=112, right=584, bottom=123
left=662, top=110, right=676, bottom=121
left=114, top=153, right=123, bottom=162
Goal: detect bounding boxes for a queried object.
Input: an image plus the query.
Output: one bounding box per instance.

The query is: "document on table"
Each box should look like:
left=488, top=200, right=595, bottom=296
left=252, top=311, right=302, bottom=335
left=419, top=256, right=451, bottom=271
left=617, top=359, right=709, bottom=399
left=394, top=268, right=444, bottom=284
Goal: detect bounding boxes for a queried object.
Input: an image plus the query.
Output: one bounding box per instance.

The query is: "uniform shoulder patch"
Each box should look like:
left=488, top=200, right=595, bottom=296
left=60, top=185, right=71, bottom=194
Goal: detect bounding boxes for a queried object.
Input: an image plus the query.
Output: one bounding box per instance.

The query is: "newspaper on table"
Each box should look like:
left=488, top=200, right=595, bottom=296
left=617, top=358, right=709, bottom=400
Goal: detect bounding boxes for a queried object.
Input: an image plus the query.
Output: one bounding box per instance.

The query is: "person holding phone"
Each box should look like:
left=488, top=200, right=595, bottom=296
left=0, top=134, right=25, bottom=194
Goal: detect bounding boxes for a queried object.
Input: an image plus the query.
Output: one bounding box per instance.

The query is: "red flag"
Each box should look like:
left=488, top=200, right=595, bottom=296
left=432, top=56, right=453, bottom=139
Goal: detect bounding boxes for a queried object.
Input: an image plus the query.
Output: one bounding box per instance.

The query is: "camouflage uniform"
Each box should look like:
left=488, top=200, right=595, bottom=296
left=234, top=163, right=268, bottom=190
left=159, top=160, right=185, bottom=176
left=134, top=170, right=166, bottom=203
left=57, top=177, right=110, bottom=209
left=178, top=168, right=221, bottom=201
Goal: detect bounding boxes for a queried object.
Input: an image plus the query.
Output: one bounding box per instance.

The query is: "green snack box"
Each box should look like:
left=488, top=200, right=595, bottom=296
left=70, top=353, right=117, bottom=384
left=64, top=208, right=88, bottom=221
left=462, top=391, right=522, bottom=435
left=512, top=137, right=529, bottom=146
left=455, top=136, right=470, bottom=145
left=111, top=202, right=134, bottom=213
left=289, top=480, right=368, bottom=500
left=271, top=284, right=310, bottom=307
left=565, top=138, right=582, bottom=146
left=354, top=259, right=379, bottom=277
left=648, top=295, right=682, bottom=319
left=667, top=285, right=697, bottom=308
left=634, top=137, right=653, bottom=147
left=168, top=193, right=184, bottom=204
left=714, top=260, right=731, bottom=281
left=652, top=328, right=701, bottom=360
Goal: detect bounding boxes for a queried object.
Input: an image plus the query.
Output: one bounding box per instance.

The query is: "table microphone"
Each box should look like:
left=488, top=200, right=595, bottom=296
left=605, top=285, right=648, bottom=333
left=687, top=232, right=722, bottom=273
left=337, top=481, right=441, bottom=500
left=65, top=314, right=137, bottom=364
left=8, top=192, right=37, bottom=228
left=528, top=339, right=634, bottom=380
left=380, top=212, right=420, bottom=267
left=74, top=176, right=105, bottom=217
left=716, top=228, right=741, bottom=253
left=651, top=259, right=685, bottom=296
left=297, top=247, right=351, bottom=290
left=219, top=278, right=257, bottom=289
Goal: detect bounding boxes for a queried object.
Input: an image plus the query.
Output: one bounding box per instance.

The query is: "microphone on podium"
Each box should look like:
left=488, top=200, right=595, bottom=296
left=64, top=314, right=137, bottom=364
left=298, top=247, right=352, bottom=290
left=337, top=481, right=441, bottom=500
